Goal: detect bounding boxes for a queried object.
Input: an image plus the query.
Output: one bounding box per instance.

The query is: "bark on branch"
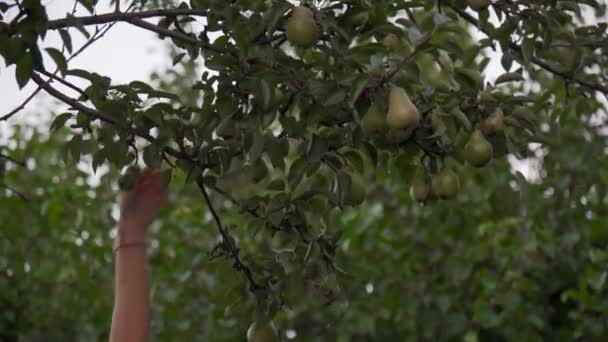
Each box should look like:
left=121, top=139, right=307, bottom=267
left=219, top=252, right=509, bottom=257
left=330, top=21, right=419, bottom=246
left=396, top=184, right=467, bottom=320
left=452, top=7, right=608, bottom=95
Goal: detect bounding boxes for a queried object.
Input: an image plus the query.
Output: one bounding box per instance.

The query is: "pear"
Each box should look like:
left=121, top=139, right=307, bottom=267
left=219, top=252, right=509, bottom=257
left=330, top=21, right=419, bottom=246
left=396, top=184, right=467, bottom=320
left=410, top=178, right=431, bottom=203
left=382, top=33, right=401, bottom=49
left=467, top=0, right=490, bottom=11
left=286, top=6, right=318, bottom=48
left=464, top=130, right=493, bottom=167
left=386, top=86, right=419, bottom=130
left=247, top=320, right=277, bottom=342
left=481, top=109, right=505, bottom=135
left=343, top=172, right=366, bottom=206
left=361, top=104, right=387, bottom=136
left=431, top=169, right=459, bottom=199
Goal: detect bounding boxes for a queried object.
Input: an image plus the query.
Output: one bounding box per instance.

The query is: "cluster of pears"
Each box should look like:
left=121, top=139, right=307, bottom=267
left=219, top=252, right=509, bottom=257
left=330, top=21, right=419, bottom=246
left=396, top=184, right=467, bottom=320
left=410, top=168, right=460, bottom=203
left=286, top=6, right=318, bottom=48
left=409, top=110, right=504, bottom=203
left=467, top=0, right=491, bottom=11
left=464, top=108, right=505, bottom=167
left=361, top=85, right=420, bottom=144
left=247, top=319, right=277, bottom=342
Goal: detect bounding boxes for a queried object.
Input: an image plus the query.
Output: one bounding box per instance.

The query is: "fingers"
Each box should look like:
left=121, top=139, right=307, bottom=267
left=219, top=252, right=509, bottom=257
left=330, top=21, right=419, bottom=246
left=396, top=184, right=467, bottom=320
left=134, top=168, right=166, bottom=194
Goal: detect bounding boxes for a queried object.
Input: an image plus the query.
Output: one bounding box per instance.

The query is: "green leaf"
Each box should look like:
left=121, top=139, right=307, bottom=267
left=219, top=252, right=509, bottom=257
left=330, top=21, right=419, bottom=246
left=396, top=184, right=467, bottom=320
left=172, top=52, right=186, bottom=66
left=259, top=79, right=273, bottom=110
left=67, top=135, right=83, bottom=163
left=521, top=37, right=534, bottom=64
left=15, top=53, right=34, bottom=89
left=349, top=75, right=369, bottom=107
left=450, top=108, right=472, bottom=131
left=454, top=67, right=481, bottom=89
left=50, top=113, right=73, bottom=132
left=324, top=90, right=346, bottom=106
left=288, top=157, right=307, bottom=191
left=249, top=130, right=265, bottom=163
left=495, top=72, right=524, bottom=85
left=58, top=29, right=73, bottom=53
left=45, top=48, right=67, bottom=75
left=143, top=144, right=162, bottom=168
left=77, top=0, right=95, bottom=13
left=92, top=148, right=106, bottom=173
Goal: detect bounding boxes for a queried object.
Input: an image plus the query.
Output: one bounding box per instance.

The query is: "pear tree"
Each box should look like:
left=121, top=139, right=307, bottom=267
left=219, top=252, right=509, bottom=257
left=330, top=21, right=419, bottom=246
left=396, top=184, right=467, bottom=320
left=1, top=0, right=607, bottom=339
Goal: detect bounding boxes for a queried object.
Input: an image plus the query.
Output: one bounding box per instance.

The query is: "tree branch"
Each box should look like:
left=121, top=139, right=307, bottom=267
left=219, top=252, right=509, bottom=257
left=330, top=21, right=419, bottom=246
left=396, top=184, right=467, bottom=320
left=0, top=153, right=26, bottom=167
left=1, top=7, right=229, bottom=55
left=1, top=8, right=209, bottom=34
left=451, top=7, right=608, bottom=95
left=0, top=88, right=43, bottom=121
left=1, top=185, right=29, bottom=202
left=29, top=72, right=190, bottom=160
left=37, top=69, right=89, bottom=99
left=125, top=17, right=228, bottom=55
left=195, top=176, right=261, bottom=291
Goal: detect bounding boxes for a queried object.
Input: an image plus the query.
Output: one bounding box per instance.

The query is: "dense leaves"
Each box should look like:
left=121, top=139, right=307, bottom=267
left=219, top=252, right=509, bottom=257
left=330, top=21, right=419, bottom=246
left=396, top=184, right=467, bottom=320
left=1, top=0, right=607, bottom=340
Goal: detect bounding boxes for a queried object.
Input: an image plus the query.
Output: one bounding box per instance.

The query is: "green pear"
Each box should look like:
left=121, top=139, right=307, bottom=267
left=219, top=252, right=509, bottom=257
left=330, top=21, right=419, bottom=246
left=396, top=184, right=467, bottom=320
left=467, top=0, right=490, bottom=11
left=286, top=6, right=318, bottom=48
left=431, top=169, right=459, bottom=199
left=464, top=130, right=493, bottom=167
left=247, top=320, right=277, bottom=342
left=361, top=104, right=387, bottom=136
left=386, top=86, right=419, bottom=130
left=410, top=178, right=431, bottom=203
left=382, top=33, right=401, bottom=49
left=481, top=109, right=505, bottom=135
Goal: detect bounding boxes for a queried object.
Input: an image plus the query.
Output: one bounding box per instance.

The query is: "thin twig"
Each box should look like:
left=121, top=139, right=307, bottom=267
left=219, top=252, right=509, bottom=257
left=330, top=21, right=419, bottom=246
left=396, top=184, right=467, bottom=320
left=0, top=153, right=26, bottom=167
left=1, top=185, right=29, bottom=201
left=0, top=88, right=43, bottom=121
left=125, top=17, right=229, bottom=54
left=451, top=7, right=608, bottom=95
left=382, top=31, right=433, bottom=83
left=195, top=176, right=261, bottom=291
left=37, top=69, right=89, bottom=99
left=0, top=8, right=210, bottom=35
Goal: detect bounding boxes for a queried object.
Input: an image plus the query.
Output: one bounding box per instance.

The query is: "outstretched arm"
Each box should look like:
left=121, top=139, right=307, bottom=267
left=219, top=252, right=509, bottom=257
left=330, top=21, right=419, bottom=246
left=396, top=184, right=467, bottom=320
left=110, top=169, right=168, bottom=342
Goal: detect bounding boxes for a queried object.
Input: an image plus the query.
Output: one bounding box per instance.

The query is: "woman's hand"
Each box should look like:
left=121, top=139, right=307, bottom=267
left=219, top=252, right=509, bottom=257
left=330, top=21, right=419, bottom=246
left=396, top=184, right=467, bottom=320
left=119, top=168, right=168, bottom=235
left=111, top=168, right=167, bottom=342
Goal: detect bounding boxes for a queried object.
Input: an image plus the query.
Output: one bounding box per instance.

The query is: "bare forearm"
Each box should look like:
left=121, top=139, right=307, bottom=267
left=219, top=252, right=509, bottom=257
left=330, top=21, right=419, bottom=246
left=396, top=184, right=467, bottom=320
left=110, top=224, right=150, bottom=342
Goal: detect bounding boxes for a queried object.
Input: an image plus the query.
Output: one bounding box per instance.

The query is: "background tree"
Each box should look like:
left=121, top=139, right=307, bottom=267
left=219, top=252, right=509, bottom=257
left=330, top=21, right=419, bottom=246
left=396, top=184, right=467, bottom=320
left=1, top=0, right=607, bottom=340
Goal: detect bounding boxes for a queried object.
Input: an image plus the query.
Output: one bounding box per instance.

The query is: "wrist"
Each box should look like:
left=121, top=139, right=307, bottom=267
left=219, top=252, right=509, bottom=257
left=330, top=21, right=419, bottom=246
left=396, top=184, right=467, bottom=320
left=117, top=220, right=147, bottom=244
